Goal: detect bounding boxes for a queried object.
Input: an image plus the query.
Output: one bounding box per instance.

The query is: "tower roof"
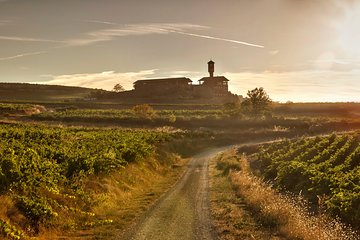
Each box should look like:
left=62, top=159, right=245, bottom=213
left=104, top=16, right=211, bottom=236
left=198, top=76, right=229, bottom=82
left=134, top=77, right=192, bottom=85
left=208, top=60, right=214, bottom=64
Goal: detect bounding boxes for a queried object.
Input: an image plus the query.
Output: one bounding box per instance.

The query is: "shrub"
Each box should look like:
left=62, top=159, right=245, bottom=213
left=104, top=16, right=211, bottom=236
left=132, top=104, right=156, bottom=120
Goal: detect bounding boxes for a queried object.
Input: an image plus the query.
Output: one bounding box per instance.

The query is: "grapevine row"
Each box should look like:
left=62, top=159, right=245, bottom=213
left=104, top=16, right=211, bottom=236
left=0, top=124, right=173, bottom=237
left=255, top=132, right=360, bottom=228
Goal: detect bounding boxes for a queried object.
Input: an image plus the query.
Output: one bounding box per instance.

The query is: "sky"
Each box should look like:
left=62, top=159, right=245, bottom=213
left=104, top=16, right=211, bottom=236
left=0, top=0, right=359, bottom=102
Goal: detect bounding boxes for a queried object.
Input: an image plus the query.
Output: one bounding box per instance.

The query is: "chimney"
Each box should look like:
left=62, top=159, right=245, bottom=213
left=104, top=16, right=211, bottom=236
left=208, top=60, right=214, bottom=77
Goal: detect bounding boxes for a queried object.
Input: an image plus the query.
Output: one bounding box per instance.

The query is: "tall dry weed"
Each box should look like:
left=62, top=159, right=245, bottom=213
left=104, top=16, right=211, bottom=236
left=229, top=156, right=358, bottom=240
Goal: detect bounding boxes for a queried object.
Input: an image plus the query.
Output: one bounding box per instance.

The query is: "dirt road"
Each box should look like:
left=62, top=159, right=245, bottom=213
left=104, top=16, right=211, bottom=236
left=124, top=147, right=229, bottom=240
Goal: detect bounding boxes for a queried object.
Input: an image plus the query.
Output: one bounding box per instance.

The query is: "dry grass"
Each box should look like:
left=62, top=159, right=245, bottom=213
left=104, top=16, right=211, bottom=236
left=0, top=196, right=27, bottom=227
left=222, top=150, right=358, bottom=240
left=35, top=154, right=187, bottom=239
left=210, top=153, right=284, bottom=240
left=0, top=196, right=13, bottom=219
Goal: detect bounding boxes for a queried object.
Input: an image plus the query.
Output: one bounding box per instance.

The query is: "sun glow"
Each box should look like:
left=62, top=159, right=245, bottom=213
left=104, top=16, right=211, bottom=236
left=337, top=3, right=360, bottom=55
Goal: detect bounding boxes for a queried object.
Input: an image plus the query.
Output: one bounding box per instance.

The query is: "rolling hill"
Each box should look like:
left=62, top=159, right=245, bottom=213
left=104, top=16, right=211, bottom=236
left=0, top=83, right=102, bottom=102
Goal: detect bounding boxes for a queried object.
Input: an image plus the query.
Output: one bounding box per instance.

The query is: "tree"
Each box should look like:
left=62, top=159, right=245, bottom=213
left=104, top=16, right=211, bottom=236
left=113, top=83, right=125, bottom=92
left=241, top=87, right=272, bottom=115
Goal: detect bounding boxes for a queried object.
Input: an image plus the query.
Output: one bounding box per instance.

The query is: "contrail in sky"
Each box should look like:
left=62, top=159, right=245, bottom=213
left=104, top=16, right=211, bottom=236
left=84, top=20, right=119, bottom=26
left=0, top=51, right=47, bottom=61
left=85, top=20, right=264, bottom=48
left=0, top=36, right=61, bottom=43
left=173, top=31, right=264, bottom=48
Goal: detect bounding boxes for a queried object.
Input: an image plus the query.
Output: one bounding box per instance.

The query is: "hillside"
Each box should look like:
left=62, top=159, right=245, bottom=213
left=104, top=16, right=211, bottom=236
left=0, top=83, right=100, bottom=101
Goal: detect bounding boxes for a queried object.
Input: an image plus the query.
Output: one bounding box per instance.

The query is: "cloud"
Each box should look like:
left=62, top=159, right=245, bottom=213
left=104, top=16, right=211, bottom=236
left=0, top=21, right=265, bottom=50
left=37, top=70, right=157, bottom=90
left=67, top=22, right=264, bottom=48
left=225, top=70, right=360, bottom=102
left=65, top=23, right=208, bottom=46
left=0, top=51, right=47, bottom=61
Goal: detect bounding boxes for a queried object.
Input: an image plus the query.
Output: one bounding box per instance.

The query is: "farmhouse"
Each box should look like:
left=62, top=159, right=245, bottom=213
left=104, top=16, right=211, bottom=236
left=133, top=77, right=193, bottom=98
left=127, top=60, right=234, bottom=103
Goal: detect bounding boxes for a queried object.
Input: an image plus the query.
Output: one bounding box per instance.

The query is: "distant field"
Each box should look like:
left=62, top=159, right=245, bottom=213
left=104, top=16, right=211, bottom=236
left=30, top=108, right=223, bottom=122
left=272, top=102, right=360, bottom=118
left=0, top=83, right=95, bottom=101
left=1, top=102, right=359, bottom=136
left=1, top=83, right=359, bottom=115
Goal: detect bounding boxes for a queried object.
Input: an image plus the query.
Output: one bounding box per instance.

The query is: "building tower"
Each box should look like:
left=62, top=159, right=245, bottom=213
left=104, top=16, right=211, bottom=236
left=208, top=60, right=214, bottom=77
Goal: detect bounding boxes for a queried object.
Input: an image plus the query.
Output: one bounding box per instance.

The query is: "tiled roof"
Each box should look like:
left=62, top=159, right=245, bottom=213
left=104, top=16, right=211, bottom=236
left=198, top=76, right=229, bottom=82
left=134, top=77, right=192, bottom=84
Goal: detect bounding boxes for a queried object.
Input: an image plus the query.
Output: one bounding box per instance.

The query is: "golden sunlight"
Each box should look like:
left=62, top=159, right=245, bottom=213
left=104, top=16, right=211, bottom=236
left=337, top=3, right=360, bottom=55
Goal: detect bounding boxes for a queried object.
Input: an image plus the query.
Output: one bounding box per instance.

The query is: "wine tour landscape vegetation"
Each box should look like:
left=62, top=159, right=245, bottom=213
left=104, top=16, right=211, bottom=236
left=1, top=1, right=360, bottom=239
left=0, top=96, right=359, bottom=239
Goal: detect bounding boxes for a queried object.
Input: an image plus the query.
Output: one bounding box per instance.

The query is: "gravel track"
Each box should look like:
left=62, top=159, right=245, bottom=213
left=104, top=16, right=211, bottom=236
left=124, top=147, right=229, bottom=240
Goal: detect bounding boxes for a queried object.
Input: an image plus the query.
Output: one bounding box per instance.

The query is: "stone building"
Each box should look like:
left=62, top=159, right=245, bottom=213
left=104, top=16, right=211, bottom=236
left=133, top=77, right=192, bottom=98
left=122, top=61, right=235, bottom=103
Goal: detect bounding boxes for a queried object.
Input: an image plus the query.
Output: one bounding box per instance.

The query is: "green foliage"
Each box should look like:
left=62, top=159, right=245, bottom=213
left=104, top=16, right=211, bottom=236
left=168, top=113, right=177, bottom=123
left=221, top=88, right=272, bottom=118
left=0, top=103, right=42, bottom=117
left=0, top=124, right=173, bottom=236
left=0, top=220, right=26, bottom=240
left=215, top=154, right=241, bottom=175
left=255, top=132, right=360, bottom=227
left=15, top=196, right=56, bottom=233
left=241, top=87, right=272, bottom=116
left=32, top=108, right=223, bottom=122
left=0, top=103, right=32, bottom=111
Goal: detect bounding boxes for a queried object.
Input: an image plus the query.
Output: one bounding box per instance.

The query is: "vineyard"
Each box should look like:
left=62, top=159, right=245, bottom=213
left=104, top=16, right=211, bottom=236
left=30, top=108, right=223, bottom=122
left=254, top=132, right=360, bottom=228
left=0, top=103, right=45, bottom=116
left=0, top=123, right=175, bottom=239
